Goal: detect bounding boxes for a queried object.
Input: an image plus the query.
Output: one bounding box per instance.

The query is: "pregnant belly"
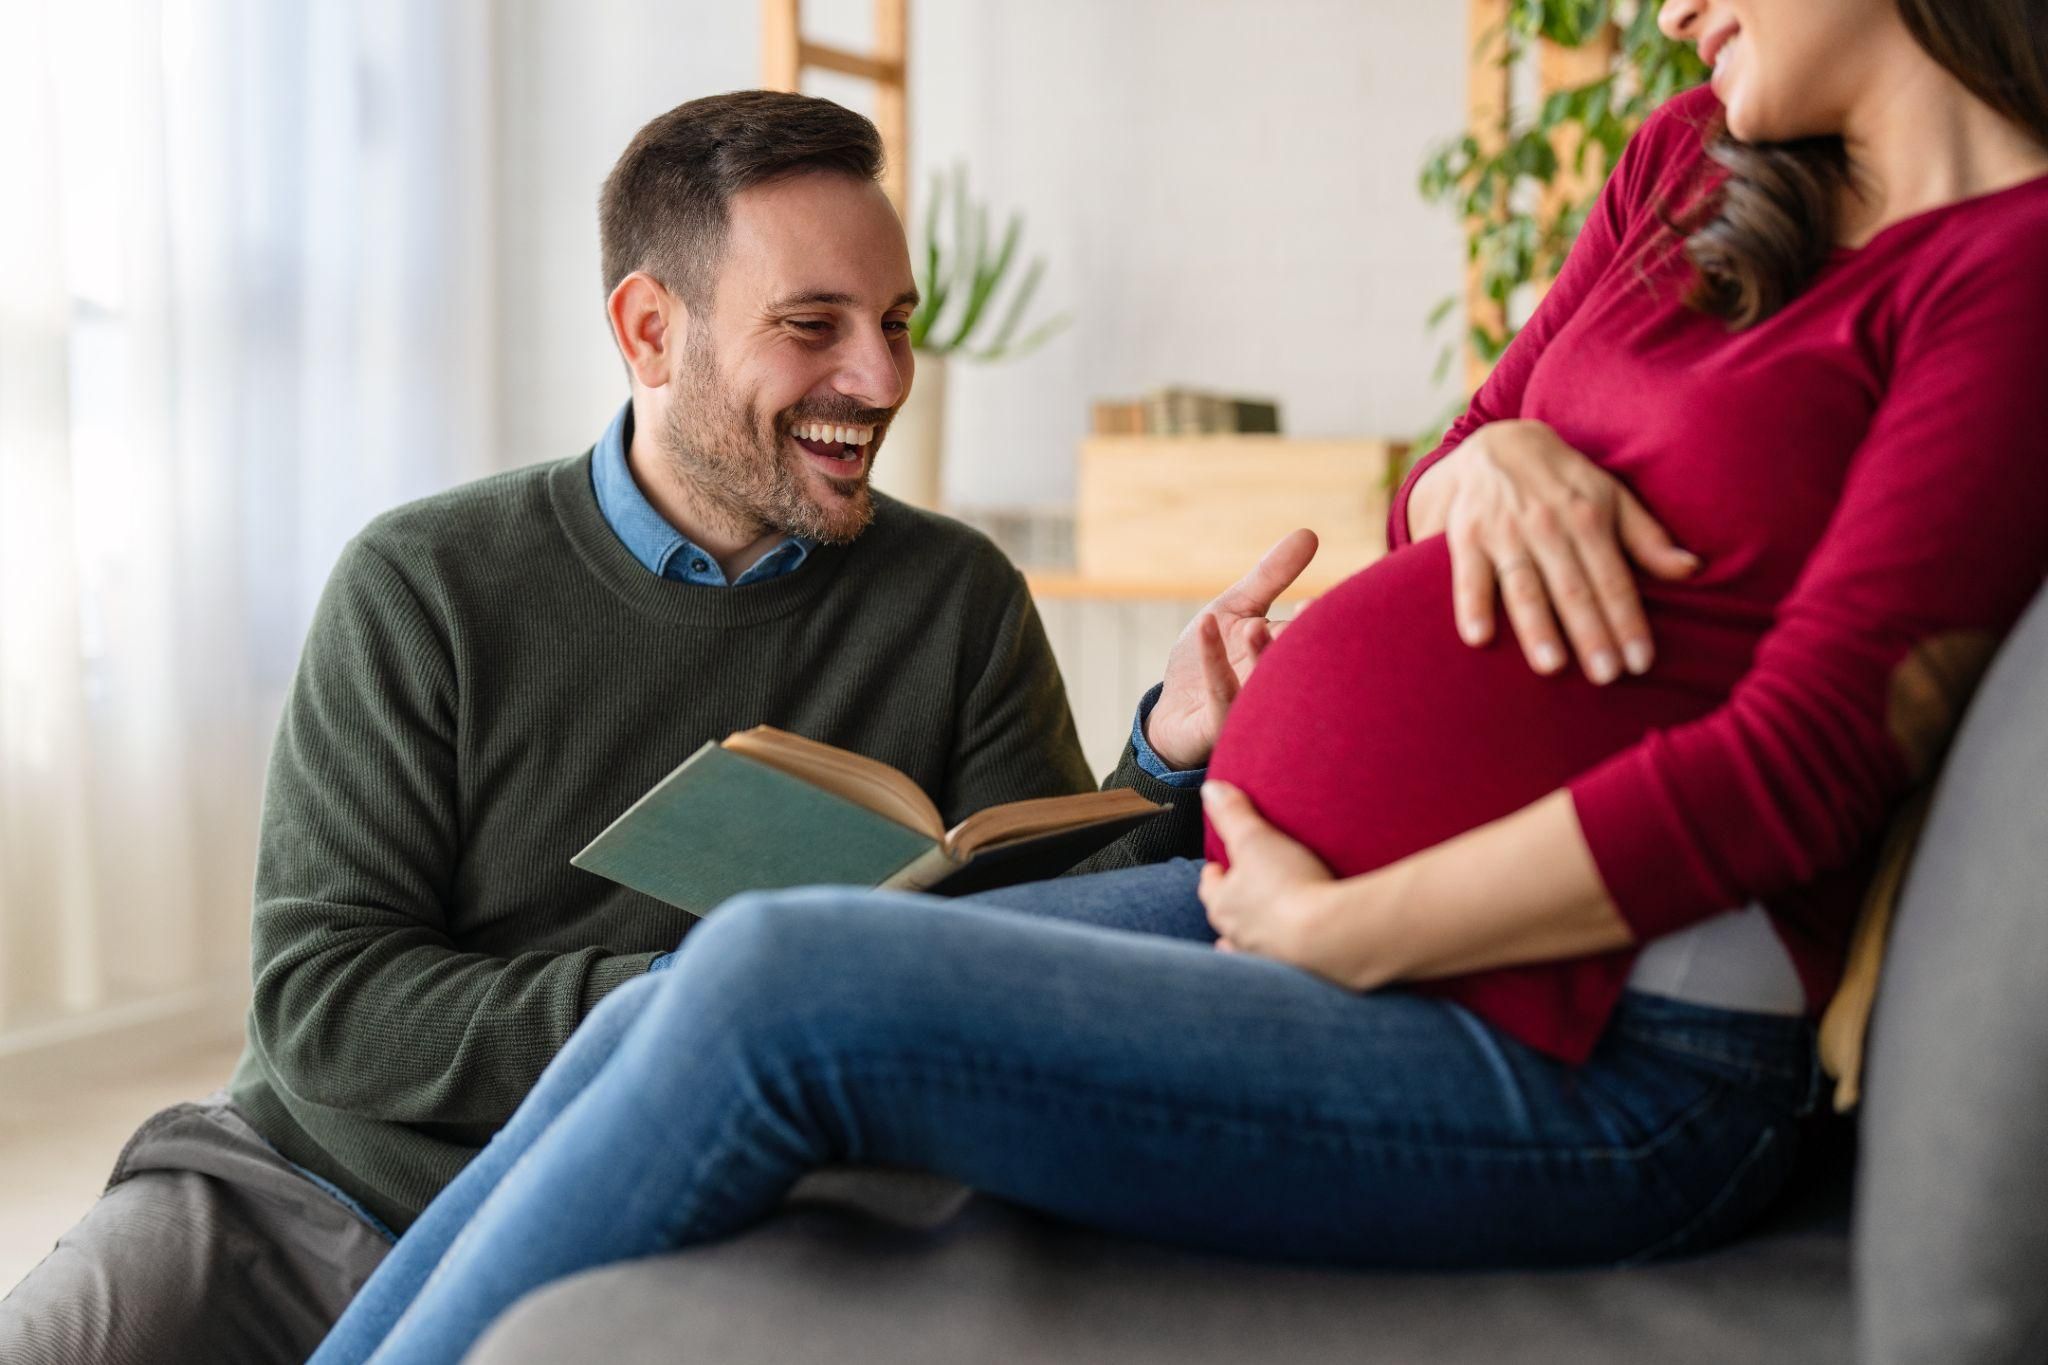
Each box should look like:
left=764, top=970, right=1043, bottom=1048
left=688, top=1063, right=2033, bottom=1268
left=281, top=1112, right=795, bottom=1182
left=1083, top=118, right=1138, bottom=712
left=1204, top=536, right=1755, bottom=876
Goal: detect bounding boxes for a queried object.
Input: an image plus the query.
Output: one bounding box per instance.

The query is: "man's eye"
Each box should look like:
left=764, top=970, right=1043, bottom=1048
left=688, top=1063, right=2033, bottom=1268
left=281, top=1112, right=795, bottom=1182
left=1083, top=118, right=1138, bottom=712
left=789, top=320, right=831, bottom=333
left=883, top=320, right=909, bottom=335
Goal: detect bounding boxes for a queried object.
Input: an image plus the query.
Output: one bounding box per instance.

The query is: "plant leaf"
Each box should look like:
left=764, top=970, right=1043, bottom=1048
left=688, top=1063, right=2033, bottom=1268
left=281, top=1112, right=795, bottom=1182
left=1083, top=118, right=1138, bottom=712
left=1418, top=3, right=1697, bottom=390
left=910, top=169, right=950, bottom=349
left=946, top=207, right=1019, bottom=351
left=974, top=308, right=1070, bottom=364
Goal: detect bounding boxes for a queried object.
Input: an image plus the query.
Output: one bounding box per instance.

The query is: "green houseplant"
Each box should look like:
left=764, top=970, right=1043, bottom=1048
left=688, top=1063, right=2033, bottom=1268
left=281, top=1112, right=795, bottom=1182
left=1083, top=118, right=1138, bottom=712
left=1418, top=1, right=1708, bottom=397
left=879, top=167, right=1068, bottom=509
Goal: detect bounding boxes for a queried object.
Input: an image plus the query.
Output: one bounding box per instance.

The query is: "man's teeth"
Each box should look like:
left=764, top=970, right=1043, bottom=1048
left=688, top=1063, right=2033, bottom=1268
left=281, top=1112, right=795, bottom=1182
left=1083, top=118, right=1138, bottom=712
left=792, top=421, right=874, bottom=446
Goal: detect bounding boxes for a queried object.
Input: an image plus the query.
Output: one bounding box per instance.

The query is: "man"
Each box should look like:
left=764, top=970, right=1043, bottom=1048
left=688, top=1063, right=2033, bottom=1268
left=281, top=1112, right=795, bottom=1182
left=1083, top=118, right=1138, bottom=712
left=0, top=90, right=1303, bottom=1364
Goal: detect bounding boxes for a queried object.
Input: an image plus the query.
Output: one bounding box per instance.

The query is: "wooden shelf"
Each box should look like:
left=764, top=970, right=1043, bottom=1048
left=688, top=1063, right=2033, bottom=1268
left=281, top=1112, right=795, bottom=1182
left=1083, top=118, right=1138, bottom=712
left=1074, top=434, right=1400, bottom=597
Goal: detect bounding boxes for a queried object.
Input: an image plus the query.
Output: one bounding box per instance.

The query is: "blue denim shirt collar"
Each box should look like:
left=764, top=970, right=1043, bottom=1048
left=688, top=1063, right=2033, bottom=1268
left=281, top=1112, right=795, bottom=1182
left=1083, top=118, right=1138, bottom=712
left=590, top=401, right=815, bottom=587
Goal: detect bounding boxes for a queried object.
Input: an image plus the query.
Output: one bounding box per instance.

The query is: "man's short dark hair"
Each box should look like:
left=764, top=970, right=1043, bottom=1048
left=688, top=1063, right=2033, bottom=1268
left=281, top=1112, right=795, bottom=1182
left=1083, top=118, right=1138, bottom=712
left=598, top=90, right=885, bottom=309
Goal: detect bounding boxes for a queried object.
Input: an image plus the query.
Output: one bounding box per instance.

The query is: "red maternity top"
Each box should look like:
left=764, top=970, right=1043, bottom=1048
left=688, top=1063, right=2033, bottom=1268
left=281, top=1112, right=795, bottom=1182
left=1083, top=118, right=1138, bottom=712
left=1205, top=85, right=2048, bottom=1063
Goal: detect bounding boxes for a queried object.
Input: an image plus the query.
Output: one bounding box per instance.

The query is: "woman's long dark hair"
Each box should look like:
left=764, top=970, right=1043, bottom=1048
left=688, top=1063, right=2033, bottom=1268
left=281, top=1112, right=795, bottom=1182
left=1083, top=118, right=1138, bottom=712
left=1681, top=0, right=2048, bottom=328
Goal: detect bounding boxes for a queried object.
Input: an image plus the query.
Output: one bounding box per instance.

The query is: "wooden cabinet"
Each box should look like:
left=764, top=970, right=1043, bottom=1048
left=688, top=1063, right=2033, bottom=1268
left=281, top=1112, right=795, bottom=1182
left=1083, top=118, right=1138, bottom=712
left=1074, top=435, right=1401, bottom=599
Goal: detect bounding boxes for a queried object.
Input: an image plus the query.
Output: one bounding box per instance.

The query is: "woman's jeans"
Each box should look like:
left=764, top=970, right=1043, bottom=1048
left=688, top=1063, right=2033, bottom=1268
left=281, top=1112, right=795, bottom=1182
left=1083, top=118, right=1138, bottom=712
left=311, top=860, right=1822, bottom=1365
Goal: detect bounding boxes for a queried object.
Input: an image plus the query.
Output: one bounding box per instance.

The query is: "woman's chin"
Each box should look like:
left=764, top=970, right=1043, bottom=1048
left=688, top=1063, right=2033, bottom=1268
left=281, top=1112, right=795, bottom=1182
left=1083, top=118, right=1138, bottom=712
left=1720, top=91, right=1761, bottom=143
left=1718, top=89, right=1805, bottom=148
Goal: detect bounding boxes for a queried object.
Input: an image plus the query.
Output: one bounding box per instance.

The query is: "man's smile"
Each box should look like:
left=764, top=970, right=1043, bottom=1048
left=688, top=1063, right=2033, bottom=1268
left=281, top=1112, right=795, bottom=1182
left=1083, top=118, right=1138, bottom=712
left=788, top=420, right=877, bottom=480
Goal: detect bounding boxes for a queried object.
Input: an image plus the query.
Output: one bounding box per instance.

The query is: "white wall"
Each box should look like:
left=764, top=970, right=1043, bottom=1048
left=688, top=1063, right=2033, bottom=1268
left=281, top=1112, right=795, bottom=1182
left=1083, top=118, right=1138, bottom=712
left=492, top=0, right=756, bottom=466
left=492, top=0, right=1466, bottom=508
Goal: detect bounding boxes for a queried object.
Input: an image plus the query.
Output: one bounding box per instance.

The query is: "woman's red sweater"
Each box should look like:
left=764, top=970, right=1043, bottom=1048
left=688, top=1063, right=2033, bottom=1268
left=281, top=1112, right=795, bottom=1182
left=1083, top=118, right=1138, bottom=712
left=1206, top=85, right=2048, bottom=1063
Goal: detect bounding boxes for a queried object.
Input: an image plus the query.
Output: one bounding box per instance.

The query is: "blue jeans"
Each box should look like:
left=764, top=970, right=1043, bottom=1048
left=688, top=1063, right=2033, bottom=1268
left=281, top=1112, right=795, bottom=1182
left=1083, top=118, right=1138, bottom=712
left=311, top=860, right=1820, bottom=1365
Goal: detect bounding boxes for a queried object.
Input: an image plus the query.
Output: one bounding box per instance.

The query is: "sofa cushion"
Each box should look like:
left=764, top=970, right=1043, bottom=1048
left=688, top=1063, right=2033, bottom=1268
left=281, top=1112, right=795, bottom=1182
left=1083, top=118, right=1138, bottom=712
left=468, top=1159, right=1851, bottom=1365
left=1855, top=583, right=2048, bottom=1365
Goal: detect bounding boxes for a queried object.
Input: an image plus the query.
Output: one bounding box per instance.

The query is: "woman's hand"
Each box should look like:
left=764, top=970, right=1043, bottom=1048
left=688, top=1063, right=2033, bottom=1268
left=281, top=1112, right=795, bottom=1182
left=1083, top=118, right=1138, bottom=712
left=1197, top=782, right=1392, bottom=988
left=1406, top=420, right=1700, bottom=684
left=1199, top=783, right=1633, bottom=990
left=1143, top=530, right=1318, bottom=771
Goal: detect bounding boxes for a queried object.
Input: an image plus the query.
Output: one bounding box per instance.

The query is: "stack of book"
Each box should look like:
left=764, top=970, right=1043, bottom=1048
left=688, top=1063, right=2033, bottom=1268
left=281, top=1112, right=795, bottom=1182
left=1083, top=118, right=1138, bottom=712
left=1091, top=387, right=1282, bottom=436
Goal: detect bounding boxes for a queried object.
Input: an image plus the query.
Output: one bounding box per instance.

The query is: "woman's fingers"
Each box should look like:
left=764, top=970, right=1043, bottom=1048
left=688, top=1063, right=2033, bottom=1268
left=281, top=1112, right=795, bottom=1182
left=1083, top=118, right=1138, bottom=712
left=1449, top=517, right=1499, bottom=647
left=1198, top=863, right=1233, bottom=936
left=1198, top=780, right=1269, bottom=856
left=1203, top=900, right=1232, bottom=940
left=1523, top=503, right=1624, bottom=683
left=1575, top=519, right=1657, bottom=676
left=1494, top=546, right=1569, bottom=676
left=1577, top=486, right=1696, bottom=677
left=1444, top=429, right=1691, bottom=682
left=1616, top=488, right=1702, bottom=581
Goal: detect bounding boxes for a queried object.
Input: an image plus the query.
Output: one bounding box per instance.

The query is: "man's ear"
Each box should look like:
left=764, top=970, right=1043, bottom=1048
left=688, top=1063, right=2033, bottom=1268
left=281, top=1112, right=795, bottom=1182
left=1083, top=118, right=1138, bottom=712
left=607, top=271, right=685, bottom=390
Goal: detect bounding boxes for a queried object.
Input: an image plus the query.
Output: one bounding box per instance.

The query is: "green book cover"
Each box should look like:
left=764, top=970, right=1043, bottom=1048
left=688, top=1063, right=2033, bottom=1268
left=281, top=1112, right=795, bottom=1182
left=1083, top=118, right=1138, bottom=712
left=570, top=742, right=939, bottom=915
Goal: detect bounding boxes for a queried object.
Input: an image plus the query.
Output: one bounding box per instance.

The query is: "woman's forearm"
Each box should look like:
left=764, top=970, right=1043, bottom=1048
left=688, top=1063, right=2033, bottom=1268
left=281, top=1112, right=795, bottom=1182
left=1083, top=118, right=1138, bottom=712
left=1313, top=789, right=1635, bottom=990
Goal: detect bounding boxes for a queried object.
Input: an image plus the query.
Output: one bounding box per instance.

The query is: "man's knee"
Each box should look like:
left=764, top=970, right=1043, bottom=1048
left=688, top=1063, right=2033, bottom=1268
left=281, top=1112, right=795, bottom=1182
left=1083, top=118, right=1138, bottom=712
left=0, top=1169, right=358, bottom=1365
left=3, top=1175, right=223, bottom=1365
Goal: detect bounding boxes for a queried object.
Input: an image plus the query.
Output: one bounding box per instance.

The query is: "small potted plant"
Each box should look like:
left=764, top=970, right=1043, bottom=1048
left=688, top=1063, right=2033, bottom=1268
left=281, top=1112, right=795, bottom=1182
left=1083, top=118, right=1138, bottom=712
left=878, top=166, right=1068, bottom=509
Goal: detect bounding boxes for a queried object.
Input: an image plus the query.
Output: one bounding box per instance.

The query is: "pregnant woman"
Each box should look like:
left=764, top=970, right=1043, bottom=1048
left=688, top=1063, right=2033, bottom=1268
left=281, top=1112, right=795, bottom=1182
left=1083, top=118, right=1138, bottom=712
left=316, top=1, right=2048, bottom=1359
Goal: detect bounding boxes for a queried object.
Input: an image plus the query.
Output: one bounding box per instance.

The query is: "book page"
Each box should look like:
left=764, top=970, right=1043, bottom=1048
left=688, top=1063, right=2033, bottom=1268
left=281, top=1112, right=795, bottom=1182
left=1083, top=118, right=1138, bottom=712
left=724, top=726, right=944, bottom=839
left=943, top=788, right=1160, bottom=860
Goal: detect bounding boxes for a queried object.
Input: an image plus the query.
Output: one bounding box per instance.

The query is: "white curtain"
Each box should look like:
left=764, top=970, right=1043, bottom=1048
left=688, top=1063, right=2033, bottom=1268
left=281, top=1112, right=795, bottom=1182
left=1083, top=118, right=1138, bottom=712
left=0, top=0, right=498, bottom=1052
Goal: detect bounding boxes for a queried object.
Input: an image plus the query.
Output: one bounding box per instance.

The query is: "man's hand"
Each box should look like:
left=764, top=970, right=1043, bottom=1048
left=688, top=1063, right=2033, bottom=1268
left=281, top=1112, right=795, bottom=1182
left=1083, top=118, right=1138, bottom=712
left=1143, top=529, right=1318, bottom=771
left=1407, top=420, right=1699, bottom=684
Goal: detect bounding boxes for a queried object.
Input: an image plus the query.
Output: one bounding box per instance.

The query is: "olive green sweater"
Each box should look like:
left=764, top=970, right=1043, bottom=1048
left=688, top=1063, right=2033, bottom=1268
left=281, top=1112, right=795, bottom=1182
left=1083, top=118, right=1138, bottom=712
left=226, top=452, right=1199, bottom=1234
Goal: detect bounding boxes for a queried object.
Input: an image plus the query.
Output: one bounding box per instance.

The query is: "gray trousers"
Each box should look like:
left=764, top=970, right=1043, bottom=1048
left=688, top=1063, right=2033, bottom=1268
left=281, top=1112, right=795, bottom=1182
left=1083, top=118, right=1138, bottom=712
left=0, top=1093, right=391, bottom=1365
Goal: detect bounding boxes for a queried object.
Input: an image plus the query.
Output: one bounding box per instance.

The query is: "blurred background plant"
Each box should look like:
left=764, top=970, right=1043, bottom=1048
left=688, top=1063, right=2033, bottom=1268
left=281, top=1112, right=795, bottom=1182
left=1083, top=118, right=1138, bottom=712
left=1413, top=0, right=1708, bottom=453
left=908, top=165, right=1069, bottom=360
left=882, top=164, right=1071, bottom=508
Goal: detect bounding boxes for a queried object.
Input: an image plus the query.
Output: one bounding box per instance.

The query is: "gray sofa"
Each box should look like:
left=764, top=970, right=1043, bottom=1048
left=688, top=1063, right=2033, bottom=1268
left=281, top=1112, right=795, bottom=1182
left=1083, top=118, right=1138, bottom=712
left=471, top=584, right=2048, bottom=1365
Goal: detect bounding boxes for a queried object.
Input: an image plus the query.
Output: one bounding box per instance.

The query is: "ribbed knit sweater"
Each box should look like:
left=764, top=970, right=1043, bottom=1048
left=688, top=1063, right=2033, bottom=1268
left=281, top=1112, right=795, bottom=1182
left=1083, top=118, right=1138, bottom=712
left=227, top=452, right=1199, bottom=1233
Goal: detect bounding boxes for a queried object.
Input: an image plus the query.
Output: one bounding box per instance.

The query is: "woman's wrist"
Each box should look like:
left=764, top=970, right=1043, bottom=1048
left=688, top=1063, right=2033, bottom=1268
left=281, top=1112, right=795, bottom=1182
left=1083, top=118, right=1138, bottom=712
left=1297, top=869, right=1412, bottom=992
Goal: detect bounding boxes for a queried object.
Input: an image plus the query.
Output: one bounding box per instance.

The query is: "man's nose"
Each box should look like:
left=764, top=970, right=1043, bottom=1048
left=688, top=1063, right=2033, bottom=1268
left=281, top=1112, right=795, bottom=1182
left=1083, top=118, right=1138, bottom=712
left=1657, top=0, right=1708, bottom=42
left=833, top=327, right=906, bottom=412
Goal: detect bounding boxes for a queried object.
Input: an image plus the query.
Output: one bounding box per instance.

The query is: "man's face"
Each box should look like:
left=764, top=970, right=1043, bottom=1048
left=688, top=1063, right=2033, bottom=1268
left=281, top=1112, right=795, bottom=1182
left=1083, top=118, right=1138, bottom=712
left=660, top=172, right=917, bottom=545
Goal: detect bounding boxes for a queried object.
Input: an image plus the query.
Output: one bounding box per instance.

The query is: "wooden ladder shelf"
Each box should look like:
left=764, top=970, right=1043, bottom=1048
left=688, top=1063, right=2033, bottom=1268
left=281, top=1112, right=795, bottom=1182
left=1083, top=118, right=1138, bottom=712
left=760, top=0, right=910, bottom=213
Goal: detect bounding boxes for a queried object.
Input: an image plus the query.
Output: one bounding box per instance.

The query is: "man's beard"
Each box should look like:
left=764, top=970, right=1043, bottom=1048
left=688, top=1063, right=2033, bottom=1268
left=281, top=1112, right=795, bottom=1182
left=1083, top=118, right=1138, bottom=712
left=659, top=329, right=880, bottom=547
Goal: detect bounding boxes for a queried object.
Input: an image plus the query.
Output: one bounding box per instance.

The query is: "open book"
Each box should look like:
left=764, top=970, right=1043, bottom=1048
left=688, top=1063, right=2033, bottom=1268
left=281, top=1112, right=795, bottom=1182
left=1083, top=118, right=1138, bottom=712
left=571, top=726, right=1162, bottom=915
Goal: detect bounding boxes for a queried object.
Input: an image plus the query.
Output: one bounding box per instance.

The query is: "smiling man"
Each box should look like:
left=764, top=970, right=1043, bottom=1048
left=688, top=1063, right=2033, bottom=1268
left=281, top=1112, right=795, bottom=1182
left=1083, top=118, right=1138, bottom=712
left=0, top=91, right=1202, bottom=1365
left=601, top=120, right=916, bottom=575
